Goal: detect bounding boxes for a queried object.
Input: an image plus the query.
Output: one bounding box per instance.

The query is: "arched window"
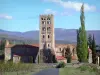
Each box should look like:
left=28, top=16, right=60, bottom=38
left=42, top=27, right=45, bottom=31
left=47, top=21, right=51, bottom=24
left=48, top=35, right=50, bottom=38
left=43, top=35, right=45, bottom=38
left=42, top=21, right=45, bottom=25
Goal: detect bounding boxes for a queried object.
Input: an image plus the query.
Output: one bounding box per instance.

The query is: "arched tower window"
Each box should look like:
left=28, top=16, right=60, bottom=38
left=47, top=21, right=51, bottom=24
left=43, top=35, right=45, bottom=38
left=42, top=27, right=45, bottom=31
left=48, top=35, right=50, bottom=38
left=42, top=21, right=45, bottom=25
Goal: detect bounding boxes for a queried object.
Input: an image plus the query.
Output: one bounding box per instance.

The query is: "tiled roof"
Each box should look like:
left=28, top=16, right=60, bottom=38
left=5, top=43, right=76, bottom=48
left=5, top=44, right=39, bottom=48
left=56, top=56, right=66, bottom=60
left=55, top=44, right=76, bottom=47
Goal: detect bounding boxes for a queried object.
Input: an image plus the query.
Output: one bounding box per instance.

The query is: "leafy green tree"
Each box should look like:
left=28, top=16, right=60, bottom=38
left=0, top=38, right=6, bottom=50
left=76, top=4, right=88, bottom=62
left=0, top=38, right=6, bottom=55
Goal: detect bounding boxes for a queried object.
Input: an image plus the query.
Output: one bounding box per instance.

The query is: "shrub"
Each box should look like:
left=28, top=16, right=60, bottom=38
left=79, top=65, right=89, bottom=71
left=78, top=63, right=98, bottom=72
left=67, top=56, right=71, bottom=63
left=56, top=62, right=66, bottom=68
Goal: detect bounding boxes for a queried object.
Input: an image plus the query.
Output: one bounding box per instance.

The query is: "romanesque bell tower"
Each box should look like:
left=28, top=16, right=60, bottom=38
left=39, top=14, right=55, bottom=63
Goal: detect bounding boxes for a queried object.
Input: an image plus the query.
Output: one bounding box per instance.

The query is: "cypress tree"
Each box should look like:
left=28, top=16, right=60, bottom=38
left=92, top=34, right=96, bottom=64
left=81, top=4, right=88, bottom=62
left=88, top=34, right=92, bottom=48
left=76, top=28, right=82, bottom=62
left=77, top=4, right=88, bottom=62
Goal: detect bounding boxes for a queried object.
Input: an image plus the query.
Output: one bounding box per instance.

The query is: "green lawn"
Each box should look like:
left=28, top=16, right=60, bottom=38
left=59, top=67, right=97, bottom=75
left=0, top=62, right=55, bottom=75
left=0, top=72, right=38, bottom=75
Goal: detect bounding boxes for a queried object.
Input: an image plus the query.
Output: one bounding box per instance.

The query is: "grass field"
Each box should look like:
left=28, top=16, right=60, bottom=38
left=59, top=67, right=96, bottom=75
left=0, top=62, right=55, bottom=75
left=0, top=62, right=100, bottom=75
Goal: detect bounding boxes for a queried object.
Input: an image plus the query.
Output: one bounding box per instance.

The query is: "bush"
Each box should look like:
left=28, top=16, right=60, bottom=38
left=67, top=56, right=71, bottom=63
left=79, top=65, right=89, bottom=71
left=78, top=63, right=98, bottom=72
left=56, top=62, right=66, bottom=68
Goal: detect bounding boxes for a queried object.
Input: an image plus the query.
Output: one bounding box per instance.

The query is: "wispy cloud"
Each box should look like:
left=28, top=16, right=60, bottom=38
left=44, top=9, right=75, bottom=16
left=43, top=0, right=96, bottom=12
left=60, top=11, right=72, bottom=16
left=44, top=9, right=57, bottom=15
left=0, top=14, right=13, bottom=20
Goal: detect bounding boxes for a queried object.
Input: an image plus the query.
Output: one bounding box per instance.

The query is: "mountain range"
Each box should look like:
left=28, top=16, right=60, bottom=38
left=0, top=28, right=100, bottom=45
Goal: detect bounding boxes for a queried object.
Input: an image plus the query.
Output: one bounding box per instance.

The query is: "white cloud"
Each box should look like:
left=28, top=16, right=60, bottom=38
left=44, top=9, right=57, bottom=15
left=60, top=11, right=72, bottom=16
left=43, top=0, right=96, bottom=12
left=44, top=9, right=73, bottom=16
left=0, top=14, right=13, bottom=20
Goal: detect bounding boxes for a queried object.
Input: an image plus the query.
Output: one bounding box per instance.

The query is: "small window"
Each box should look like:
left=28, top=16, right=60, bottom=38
left=48, top=35, right=50, bottom=38
left=42, top=21, right=44, bottom=24
left=42, top=27, right=45, bottom=31
left=42, top=21, right=45, bottom=25
left=43, top=35, right=45, bottom=38
left=47, top=21, right=51, bottom=24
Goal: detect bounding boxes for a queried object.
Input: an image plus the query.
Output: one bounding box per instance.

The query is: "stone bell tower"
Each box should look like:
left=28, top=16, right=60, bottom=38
left=39, top=14, right=55, bottom=63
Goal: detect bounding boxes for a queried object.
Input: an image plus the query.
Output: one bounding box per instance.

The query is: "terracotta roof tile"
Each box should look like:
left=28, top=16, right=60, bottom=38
left=56, top=56, right=66, bottom=60
left=5, top=44, right=76, bottom=48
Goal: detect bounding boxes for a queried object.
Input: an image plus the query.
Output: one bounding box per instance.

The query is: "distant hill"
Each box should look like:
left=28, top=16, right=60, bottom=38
left=0, top=28, right=100, bottom=45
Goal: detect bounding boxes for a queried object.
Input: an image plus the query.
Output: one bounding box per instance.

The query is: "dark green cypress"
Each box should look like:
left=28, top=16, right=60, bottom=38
left=76, top=4, right=88, bottom=62
left=76, top=28, right=82, bottom=62
left=92, top=34, right=96, bottom=64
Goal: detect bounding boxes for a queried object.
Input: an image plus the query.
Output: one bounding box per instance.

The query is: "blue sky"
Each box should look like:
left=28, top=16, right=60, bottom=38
left=0, top=0, right=100, bottom=32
